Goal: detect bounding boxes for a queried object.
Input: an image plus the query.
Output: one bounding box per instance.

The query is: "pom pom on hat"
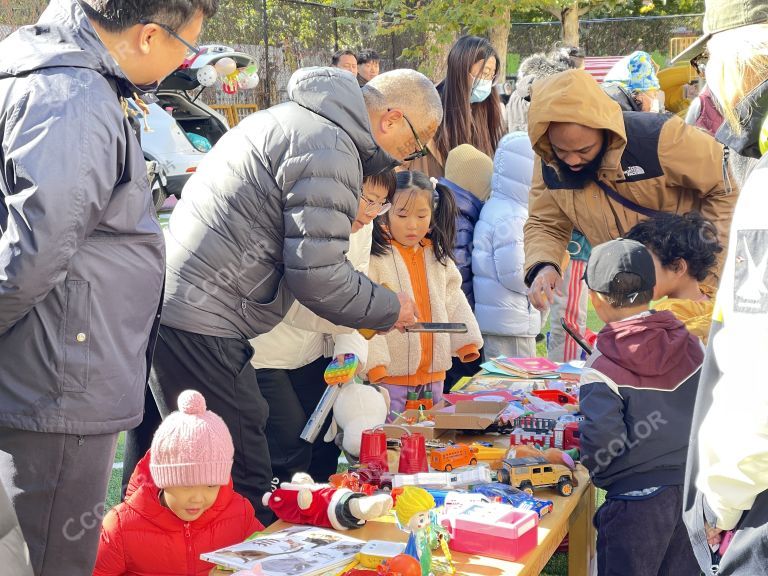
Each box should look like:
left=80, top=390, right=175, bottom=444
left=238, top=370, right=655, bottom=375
left=178, top=389, right=207, bottom=415
left=150, top=390, right=234, bottom=489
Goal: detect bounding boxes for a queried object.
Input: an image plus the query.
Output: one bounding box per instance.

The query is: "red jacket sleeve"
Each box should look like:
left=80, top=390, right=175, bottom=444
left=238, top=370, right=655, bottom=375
left=92, top=509, right=127, bottom=576
left=243, top=498, right=264, bottom=539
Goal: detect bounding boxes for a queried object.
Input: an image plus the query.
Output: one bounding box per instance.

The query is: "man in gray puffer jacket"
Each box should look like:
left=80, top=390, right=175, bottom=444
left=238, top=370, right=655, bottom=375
left=143, top=67, right=442, bottom=523
left=0, top=0, right=217, bottom=573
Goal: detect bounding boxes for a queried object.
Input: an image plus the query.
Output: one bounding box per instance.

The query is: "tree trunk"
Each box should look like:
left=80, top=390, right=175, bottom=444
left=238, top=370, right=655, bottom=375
left=489, top=7, right=511, bottom=81
left=561, top=2, right=580, bottom=47
left=422, top=27, right=456, bottom=83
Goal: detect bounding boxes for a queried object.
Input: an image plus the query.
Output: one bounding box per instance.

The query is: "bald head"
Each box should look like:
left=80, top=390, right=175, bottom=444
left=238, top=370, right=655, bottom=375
left=363, top=69, right=442, bottom=162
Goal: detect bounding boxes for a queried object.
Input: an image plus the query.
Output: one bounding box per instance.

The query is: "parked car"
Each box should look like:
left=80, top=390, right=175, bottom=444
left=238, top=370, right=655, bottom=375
left=130, top=45, right=255, bottom=208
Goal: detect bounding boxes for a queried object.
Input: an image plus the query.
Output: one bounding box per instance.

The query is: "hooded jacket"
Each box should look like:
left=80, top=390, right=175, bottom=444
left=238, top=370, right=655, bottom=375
left=473, top=132, right=541, bottom=338
left=579, top=310, right=704, bottom=497
left=683, top=81, right=768, bottom=575
left=439, top=178, right=483, bottom=309
left=0, top=0, right=165, bottom=434
left=523, top=69, right=736, bottom=289
left=162, top=67, right=400, bottom=340
left=93, top=452, right=262, bottom=576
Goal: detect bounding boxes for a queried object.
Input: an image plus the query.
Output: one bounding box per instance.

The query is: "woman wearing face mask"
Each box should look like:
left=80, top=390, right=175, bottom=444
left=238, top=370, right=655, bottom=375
left=407, top=35, right=505, bottom=178
left=677, top=1, right=768, bottom=574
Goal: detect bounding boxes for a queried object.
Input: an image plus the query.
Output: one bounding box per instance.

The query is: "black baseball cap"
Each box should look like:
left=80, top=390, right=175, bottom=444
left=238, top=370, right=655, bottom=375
left=584, top=238, right=656, bottom=295
left=672, top=0, right=768, bottom=64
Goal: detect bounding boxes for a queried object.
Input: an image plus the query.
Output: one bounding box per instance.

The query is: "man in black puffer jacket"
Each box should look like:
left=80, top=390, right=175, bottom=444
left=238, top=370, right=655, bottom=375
left=129, top=67, right=442, bottom=524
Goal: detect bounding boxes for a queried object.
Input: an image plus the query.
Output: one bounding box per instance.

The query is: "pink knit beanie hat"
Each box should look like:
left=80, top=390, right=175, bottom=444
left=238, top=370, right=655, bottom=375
left=150, top=390, right=234, bottom=488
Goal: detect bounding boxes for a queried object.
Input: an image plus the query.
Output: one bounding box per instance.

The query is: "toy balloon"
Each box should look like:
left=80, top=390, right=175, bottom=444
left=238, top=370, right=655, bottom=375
left=237, top=70, right=260, bottom=90
left=214, top=57, right=237, bottom=77
left=222, top=70, right=241, bottom=94
left=196, top=65, right=218, bottom=87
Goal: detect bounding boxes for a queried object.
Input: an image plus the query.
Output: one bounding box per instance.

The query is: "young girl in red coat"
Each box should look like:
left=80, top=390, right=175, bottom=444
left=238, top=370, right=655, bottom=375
left=93, top=390, right=263, bottom=576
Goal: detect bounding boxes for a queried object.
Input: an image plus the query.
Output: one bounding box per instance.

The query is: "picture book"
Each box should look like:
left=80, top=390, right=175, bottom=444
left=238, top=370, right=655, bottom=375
left=201, top=525, right=366, bottom=575
left=491, top=357, right=560, bottom=377
left=449, top=375, right=541, bottom=396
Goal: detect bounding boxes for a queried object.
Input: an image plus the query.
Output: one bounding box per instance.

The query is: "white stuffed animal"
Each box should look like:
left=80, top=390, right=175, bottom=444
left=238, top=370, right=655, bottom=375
left=323, top=381, right=389, bottom=457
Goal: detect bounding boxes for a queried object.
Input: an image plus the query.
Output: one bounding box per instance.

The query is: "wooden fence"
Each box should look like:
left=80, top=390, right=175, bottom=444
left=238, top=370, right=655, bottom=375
left=210, top=104, right=260, bottom=127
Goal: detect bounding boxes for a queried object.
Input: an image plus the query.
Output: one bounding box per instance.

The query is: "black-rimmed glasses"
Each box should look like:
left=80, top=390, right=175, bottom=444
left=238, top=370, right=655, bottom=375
left=401, top=113, right=429, bottom=162
left=138, top=18, right=200, bottom=59
left=360, top=193, right=391, bottom=216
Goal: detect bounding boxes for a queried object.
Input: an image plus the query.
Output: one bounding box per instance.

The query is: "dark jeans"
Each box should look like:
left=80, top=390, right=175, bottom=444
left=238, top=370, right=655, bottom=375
left=0, top=428, right=118, bottom=576
left=127, top=324, right=273, bottom=525
left=122, top=384, right=162, bottom=499
left=595, top=485, right=700, bottom=576
left=256, top=355, right=341, bottom=486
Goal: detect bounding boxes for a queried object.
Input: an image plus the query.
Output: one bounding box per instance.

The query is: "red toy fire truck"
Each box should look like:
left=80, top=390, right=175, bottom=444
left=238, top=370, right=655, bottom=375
left=508, top=417, right=581, bottom=451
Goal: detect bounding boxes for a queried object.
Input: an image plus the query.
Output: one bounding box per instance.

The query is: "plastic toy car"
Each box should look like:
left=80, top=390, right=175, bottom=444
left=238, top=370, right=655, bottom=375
left=429, top=443, right=478, bottom=471
left=470, top=482, right=554, bottom=517
left=468, top=441, right=508, bottom=462
left=496, top=457, right=576, bottom=497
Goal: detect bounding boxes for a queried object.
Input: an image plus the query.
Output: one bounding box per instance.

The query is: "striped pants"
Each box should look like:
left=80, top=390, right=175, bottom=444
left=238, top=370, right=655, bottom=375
left=547, top=259, right=588, bottom=362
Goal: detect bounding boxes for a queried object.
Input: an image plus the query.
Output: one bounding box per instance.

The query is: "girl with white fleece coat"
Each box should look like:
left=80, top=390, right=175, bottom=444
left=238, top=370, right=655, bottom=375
left=364, top=171, right=483, bottom=419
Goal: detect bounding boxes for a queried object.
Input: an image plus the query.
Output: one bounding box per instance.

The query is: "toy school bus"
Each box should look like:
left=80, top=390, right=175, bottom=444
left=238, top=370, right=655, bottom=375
left=429, top=444, right=478, bottom=471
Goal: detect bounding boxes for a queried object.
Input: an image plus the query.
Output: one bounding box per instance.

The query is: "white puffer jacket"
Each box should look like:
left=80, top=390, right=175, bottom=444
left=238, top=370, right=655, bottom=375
left=250, top=223, right=372, bottom=370
left=472, top=132, right=541, bottom=338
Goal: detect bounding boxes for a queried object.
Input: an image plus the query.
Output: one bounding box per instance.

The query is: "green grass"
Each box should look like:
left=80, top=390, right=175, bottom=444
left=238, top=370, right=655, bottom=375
left=105, top=432, right=125, bottom=512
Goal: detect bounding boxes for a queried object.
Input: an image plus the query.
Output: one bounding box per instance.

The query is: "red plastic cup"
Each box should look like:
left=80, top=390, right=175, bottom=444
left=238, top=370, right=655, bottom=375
left=398, top=432, right=428, bottom=473
left=359, top=428, right=389, bottom=471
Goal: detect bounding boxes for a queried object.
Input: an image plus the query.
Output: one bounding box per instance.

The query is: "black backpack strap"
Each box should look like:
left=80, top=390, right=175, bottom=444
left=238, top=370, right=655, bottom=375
left=594, top=179, right=667, bottom=219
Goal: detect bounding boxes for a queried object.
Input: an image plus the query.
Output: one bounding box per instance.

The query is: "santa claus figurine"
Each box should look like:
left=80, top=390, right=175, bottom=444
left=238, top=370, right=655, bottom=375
left=263, top=473, right=393, bottom=530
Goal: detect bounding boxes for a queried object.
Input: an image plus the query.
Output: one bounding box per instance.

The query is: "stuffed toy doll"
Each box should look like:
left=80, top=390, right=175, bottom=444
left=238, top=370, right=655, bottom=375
left=263, top=473, right=393, bottom=531
left=323, top=382, right=389, bottom=458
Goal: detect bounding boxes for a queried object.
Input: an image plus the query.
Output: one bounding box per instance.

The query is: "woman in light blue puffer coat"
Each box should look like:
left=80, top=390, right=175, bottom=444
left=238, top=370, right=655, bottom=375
left=472, top=132, right=541, bottom=358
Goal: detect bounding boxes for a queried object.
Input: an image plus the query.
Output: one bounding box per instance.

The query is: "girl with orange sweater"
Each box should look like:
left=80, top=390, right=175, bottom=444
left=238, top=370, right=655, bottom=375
left=364, top=171, right=483, bottom=419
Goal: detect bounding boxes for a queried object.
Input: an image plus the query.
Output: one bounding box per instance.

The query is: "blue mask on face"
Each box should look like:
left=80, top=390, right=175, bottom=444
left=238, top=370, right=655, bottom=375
left=470, top=79, right=493, bottom=103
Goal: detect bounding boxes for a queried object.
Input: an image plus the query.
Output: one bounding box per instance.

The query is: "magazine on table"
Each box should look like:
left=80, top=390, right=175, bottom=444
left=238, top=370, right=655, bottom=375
left=201, top=525, right=366, bottom=575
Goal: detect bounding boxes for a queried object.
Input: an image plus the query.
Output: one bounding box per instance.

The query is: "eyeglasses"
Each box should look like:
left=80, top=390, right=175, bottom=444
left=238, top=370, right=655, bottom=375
left=691, top=50, right=708, bottom=76
left=360, top=193, right=391, bottom=216
left=471, top=70, right=498, bottom=82
left=400, top=113, right=429, bottom=162
left=139, top=18, right=200, bottom=59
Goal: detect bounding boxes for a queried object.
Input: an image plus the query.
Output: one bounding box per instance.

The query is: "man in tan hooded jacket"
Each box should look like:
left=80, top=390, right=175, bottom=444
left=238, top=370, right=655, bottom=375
left=524, top=69, right=736, bottom=310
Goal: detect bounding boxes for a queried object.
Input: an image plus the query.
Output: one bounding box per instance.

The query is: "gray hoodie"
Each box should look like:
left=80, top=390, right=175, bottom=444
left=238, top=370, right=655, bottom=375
left=0, top=0, right=165, bottom=434
left=162, top=67, right=400, bottom=339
